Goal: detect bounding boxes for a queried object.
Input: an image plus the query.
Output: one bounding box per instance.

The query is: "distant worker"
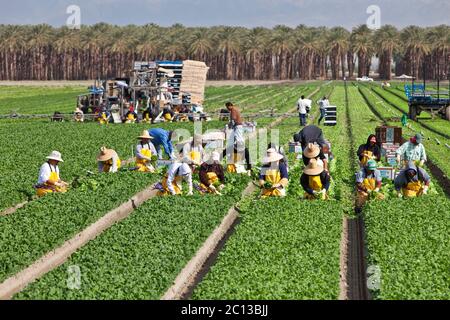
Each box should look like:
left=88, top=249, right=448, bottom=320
left=396, top=133, right=427, bottom=168
left=136, top=130, right=157, bottom=172
left=198, top=152, right=226, bottom=195
left=35, top=151, right=68, bottom=197
left=259, top=148, right=289, bottom=198
left=125, top=104, right=138, bottom=123
left=183, top=134, right=205, bottom=167
left=226, top=102, right=244, bottom=149
left=148, top=128, right=177, bottom=160
left=97, top=147, right=121, bottom=173
left=355, top=160, right=384, bottom=212
left=297, top=95, right=308, bottom=126
left=394, top=161, right=431, bottom=198
left=162, top=107, right=175, bottom=122
left=357, top=134, right=381, bottom=167
left=301, top=159, right=330, bottom=200
left=223, top=144, right=252, bottom=175
left=317, top=96, right=329, bottom=125
left=303, top=143, right=329, bottom=172
left=74, top=108, right=84, bottom=122
left=157, top=157, right=193, bottom=196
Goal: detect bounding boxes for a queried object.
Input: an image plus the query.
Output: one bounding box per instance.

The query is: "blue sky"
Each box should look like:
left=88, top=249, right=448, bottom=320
left=0, top=0, right=448, bottom=29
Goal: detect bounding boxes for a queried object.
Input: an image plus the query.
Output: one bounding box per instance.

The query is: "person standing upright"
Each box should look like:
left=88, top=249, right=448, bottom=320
left=297, top=95, right=308, bottom=126
left=317, top=96, right=329, bottom=125
left=226, top=102, right=244, bottom=149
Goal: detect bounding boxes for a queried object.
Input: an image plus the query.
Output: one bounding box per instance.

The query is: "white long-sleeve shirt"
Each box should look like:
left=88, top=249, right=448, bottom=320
left=297, top=99, right=308, bottom=114
left=38, top=162, right=60, bottom=184
left=136, top=142, right=157, bottom=159
left=167, top=162, right=193, bottom=195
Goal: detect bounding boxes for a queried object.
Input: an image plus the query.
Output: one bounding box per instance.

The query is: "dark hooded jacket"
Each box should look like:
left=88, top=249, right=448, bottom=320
left=394, top=162, right=431, bottom=191
left=357, top=134, right=381, bottom=162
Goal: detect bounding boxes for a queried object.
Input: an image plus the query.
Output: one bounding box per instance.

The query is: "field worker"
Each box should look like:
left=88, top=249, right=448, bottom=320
left=148, top=128, right=177, bottom=160
left=183, top=134, right=205, bottom=167
left=394, top=161, right=431, bottom=198
left=158, top=157, right=193, bottom=196
left=223, top=144, right=252, bottom=175
left=74, top=108, right=84, bottom=122
left=294, top=125, right=326, bottom=151
left=259, top=148, right=289, bottom=198
left=125, top=104, right=137, bottom=123
left=136, top=130, right=157, bottom=173
left=301, top=159, right=330, bottom=200
left=198, top=152, right=226, bottom=195
left=355, top=160, right=384, bottom=212
left=317, top=96, right=329, bottom=125
left=268, top=142, right=288, bottom=170
left=303, top=143, right=329, bottom=172
left=162, top=107, right=175, bottom=122
left=396, top=133, right=427, bottom=168
left=97, top=147, right=121, bottom=173
left=35, top=151, right=68, bottom=197
left=297, top=95, right=308, bottom=126
left=357, top=134, right=381, bottom=167
left=226, top=102, right=244, bottom=149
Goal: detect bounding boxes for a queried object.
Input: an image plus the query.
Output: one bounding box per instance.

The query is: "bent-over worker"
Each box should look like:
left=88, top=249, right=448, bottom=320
left=301, top=158, right=330, bottom=200
left=158, top=157, right=193, bottom=196
left=357, top=134, right=381, bottom=167
left=183, top=134, right=205, bottom=167
left=355, top=160, right=384, bottom=212
left=198, top=152, right=226, bottom=194
left=97, top=147, right=121, bottom=173
left=35, top=151, right=68, bottom=197
left=259, top=149, right=289, bottom=198
left=396, top=133, right=427, bottom=168
left=223, top=144, right=252, bottom=175
left=136, top=130, right=157, bottom=172
left=394, top=161, right=431, bottom=198
left=148, top=128, right=177, bottom=160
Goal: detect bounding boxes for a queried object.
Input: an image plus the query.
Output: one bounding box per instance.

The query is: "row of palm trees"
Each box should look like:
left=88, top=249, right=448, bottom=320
left=0, top=23, right=448, bottom=81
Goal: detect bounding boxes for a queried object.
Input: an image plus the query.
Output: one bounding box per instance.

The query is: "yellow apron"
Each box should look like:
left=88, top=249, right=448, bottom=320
left=164, top=113, right=172, bottom=121
left=361, top=150, right=373, bottom=166
left=200, top=172, right=220, bottom=193
left=136, top=147, right=153, bottom=172
left=363, top=178, right=376, bottom=191
left=190, top=151, right=201, bottom=165
left=402, top=181, right=423, bottom=198
left=99, top=113, right=108, bottom=124
left=143, top=113, right=151, bottom=123
left=261, top=169, right=285, bottom=198
left=227, top=152, right=243, bottom=173
left=158, top=175, right=182, bottom=196
left=304, top=175, right=326, bottom=200
left=356, top=177, right=384, bottom=207
left=36, top=167, right=67, bottom=197
left=126, top=113, right=136, bottom=123
left=102, top=158, right=121, bottom=173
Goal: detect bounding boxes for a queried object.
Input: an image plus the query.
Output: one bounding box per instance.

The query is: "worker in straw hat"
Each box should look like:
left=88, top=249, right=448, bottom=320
left=301, top=158, right=331, bottom=200
left=394, top=161, right=431, bottom=199
left=73, top=107, right=84, bottom=122
left=183, top=134, right=205, bottom=169
left=97, top=147, right=121, bottom=173
left=355, top=159, right=384, bottom=212
left=135, top=130, right=157, bottom=173
left=34, top=151, right=69, bottom=197
left=302, top=142, right=329, bottom=172
left=259, top=148, right=289, bottom=198
left=396, top=133, right=427, bottom=169
left=157, top=156, right=193, bottom=196
left=198, top=151, right=226, bottom=195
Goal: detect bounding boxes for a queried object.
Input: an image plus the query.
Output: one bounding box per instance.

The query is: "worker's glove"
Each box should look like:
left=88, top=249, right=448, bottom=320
left=319, top=189, right=327, bottom=195
left=419, top=160, right=425, bottom=167
left=423, top=186, right=429, bottom=195
left=312, top=190, right=319, bottom=195
left=218, top=184, right=225, bottom=192
left=247, top=170, right=252, bottom=177
left=209, top=185, right=217, bottom=192
left=374, top=188, right=380, bottom=193
left=397, top=192, right=403, bottom=199
left=367, top=189, right=373, bottom=194
left=187, top=191, right=193, bottom=196
left=272, top=183, right=281, bottom=189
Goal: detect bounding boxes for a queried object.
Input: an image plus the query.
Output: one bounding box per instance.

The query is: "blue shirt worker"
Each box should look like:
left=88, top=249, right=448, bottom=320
left=148, top=128, right=177, bottom=160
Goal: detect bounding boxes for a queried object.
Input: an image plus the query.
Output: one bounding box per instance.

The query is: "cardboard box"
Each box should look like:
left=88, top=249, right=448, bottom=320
left=289, top=143, right=302, bottom=153
left=379, top=167, right=396, bottom=180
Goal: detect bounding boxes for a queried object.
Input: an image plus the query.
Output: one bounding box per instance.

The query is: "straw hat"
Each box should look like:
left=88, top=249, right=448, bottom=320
left=75, top=108, right=83, bottom=114
left=97, top=147, right=115, bottom=162
left=303, top=158, right=324, bottom=176
left=303, top=143, right=320, bottom=159
left=262, top=148, right=284, bottom=164
left=138, top=130, right=153, bottom=140
left=46, top=151, right=64, bottom=162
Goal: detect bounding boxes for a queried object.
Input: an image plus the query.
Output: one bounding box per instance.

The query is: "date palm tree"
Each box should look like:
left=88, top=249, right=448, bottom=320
left=351, top=25, right=374, bottom=78
left=374, top=25, right=399, bottom=80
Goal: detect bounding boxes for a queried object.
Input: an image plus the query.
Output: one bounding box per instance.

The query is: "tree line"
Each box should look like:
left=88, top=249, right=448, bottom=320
left=0, top=23, right=448, bottom=81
